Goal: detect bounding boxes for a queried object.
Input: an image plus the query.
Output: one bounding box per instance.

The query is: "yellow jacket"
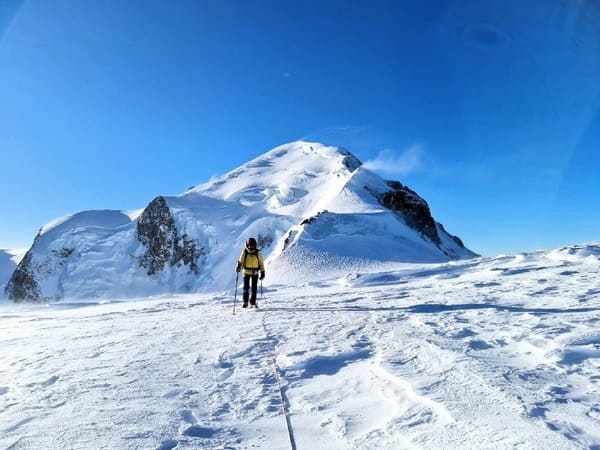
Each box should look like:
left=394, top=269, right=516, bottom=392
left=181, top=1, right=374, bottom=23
left=238, top=249, right=265, bottom=276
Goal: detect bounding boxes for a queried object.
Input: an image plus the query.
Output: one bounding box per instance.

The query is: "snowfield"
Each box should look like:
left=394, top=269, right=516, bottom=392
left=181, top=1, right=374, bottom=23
left=1, top=244, right=600, bottom=449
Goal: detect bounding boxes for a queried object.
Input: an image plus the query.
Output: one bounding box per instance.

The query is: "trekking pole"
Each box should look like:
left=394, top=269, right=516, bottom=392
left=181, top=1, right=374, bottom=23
left=232, top=272, right=240, bottom=315
left=260, top=279, right=264, bottom=306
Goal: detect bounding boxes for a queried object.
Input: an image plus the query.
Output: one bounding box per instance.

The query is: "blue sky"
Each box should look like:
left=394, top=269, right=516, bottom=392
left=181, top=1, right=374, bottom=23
left=1, top=0, right=599, bottom=256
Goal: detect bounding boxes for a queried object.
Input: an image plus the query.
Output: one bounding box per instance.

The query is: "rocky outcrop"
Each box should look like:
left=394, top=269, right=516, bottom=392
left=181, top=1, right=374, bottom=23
left=171, top=235, right=202, bottom=273
left=341, top=152, right=362, bottom=171
left=300, top=210, right=328, bottom=226
left=281, top=230, right=293, bottom=252
left=378, top=180, right=441, bottom=246
left=137, top=196, right=203, bottom=275
left=138, top=196, right=176, bottom=275
left=5, top=238, right=75, bottom=302
left=6, top=231, right=44, bottom=301
left=256, top=234, right=274, bottom=250
left=5, top=249, right=40, bottom=302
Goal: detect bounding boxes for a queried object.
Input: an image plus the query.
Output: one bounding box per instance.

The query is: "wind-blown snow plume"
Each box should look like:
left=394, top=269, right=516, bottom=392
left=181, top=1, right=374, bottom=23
left=363, top=145, right=423, bottom=177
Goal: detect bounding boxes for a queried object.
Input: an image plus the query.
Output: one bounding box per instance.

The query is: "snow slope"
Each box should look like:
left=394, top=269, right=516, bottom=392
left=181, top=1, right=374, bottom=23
left=1, top=243, right=599, bottom=449
left=6, top=141, right=476, bottom=301
left=0, top=249, right=26, bottom=300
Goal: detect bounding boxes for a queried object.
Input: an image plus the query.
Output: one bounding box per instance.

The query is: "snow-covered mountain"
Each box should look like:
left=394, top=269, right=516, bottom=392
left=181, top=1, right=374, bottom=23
left=0, top=249, right=26, bottom=300
left=5, top=142, right=477, bottom=301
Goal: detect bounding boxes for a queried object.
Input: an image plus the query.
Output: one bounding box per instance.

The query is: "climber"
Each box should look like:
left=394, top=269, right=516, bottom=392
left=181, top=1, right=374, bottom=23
left=235, top=237, right=265, bottom=308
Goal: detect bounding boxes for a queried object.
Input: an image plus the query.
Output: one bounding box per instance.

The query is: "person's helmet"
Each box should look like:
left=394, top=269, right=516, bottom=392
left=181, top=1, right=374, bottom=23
left=245, top=237, right=257, bottom=249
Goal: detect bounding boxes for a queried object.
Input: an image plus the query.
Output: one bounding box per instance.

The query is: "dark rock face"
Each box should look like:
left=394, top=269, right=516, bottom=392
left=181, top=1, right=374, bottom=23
left=300, top=210, right=328, bottom=226
left=138, top=196, right=176, bottom=275
left=5, top=249, right=41, bottom=302
left=378, top=181, right=441, bottom=246
left=5, top=238, right=75, bottom=301
left=281, top=229, right=298, bottom=252
left=137, top=196, right=203, bottom=275
left=5, top=232, right=76, bottom=302
left=172, top=234, right=202, bottom=273
left=257, top=234, right=273, bottom=250
left=341, top=152, right=362, bottom=171
left=378, top=181, right=477, bottom=257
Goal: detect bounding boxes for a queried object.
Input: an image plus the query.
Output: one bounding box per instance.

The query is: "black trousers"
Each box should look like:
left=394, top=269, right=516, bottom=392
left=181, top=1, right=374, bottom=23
left=243, top=274, right=259, bottom=304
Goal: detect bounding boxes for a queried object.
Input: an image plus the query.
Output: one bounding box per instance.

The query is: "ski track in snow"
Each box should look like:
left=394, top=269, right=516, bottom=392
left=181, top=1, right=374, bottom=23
left=1, top=252, right=600, bottom=449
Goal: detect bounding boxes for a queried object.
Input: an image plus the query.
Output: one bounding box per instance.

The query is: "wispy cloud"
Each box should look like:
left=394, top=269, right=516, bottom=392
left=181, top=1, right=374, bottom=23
left=324, top=125, right=368, bottom=134
left=363, top=145, right=424, bottom=177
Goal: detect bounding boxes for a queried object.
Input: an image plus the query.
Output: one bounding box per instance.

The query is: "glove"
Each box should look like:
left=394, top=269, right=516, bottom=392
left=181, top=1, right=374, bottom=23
left=235, top=263, right=241, bottom=273
left=259, top=271, right=265, bottom=280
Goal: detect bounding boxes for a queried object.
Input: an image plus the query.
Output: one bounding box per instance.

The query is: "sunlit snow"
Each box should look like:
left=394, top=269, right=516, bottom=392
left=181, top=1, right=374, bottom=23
left=1, top=245, right=599, bottom=449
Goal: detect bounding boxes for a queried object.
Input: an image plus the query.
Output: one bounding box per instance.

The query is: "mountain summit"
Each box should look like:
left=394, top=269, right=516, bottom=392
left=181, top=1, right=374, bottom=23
left=6, top=142, right=477, bottom=301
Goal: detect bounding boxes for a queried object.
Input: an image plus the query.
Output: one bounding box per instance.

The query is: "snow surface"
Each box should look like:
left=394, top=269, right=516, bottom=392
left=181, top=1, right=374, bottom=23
left=1, top=244, right=599, bottom=449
